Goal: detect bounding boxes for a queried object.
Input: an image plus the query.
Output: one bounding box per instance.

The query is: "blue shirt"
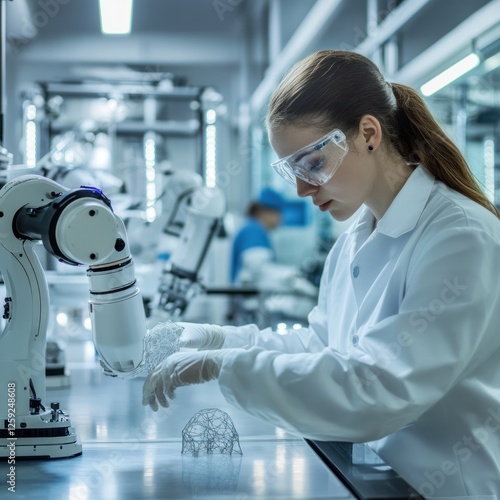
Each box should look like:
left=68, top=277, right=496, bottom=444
left=230, top=219, right=273, bottom=282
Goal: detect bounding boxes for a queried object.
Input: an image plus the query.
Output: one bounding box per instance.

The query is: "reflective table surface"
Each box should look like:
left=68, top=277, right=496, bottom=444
left=3, top=346, right=355, bottom=500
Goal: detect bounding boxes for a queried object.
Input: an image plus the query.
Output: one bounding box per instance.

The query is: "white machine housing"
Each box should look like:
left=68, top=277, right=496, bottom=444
left=125, top=168, right=226, bottom=319
left=157, top=184, right=225, bottom=317
left=0, top=175, right=147, bottom=458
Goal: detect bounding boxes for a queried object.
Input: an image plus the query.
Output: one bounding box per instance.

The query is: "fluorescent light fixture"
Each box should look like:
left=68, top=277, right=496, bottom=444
left=484, top=52, right=500, bottom=72
left=99, top=0, right=133, bottom=35
left=420, top=53, right=480, bottom=96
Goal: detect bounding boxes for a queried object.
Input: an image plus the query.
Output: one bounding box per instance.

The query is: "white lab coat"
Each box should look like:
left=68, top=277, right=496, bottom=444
left=218, top=166, right=500, bottom=498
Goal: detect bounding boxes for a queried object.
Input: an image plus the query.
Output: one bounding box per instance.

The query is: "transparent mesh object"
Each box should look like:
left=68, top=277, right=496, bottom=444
left=182, top=408, right=243, bottom=456
left=182, top=454, right=241, bottom=493
left=141, top=320, right=184, bottom=374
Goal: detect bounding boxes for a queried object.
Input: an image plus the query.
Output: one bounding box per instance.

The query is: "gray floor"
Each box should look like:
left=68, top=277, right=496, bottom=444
left=4, top=340, right=355, bottom=500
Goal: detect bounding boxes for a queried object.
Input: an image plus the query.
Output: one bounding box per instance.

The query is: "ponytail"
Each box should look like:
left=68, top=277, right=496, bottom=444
left=390, top=83, right=499, bottom=218
left=267, top=50, right=499, bottom=218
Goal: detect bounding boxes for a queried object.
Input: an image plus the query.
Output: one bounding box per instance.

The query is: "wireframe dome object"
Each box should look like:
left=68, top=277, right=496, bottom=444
left=182, top=454, right=242, bottom=493
left=182, top=408, right=243, bottom=456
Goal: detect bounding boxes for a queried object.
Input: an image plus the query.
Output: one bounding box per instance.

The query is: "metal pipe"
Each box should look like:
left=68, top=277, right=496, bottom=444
left=250, top=0, right=432, bottom=114
left=268, top=0, right=281, bottom=64
left=357, top=0, right=434, bottom=56
left=367, top=0, right=378, bottom=37
left=384, top=36, right=399, bottom=79
left=395, top=0, right=500, bottom=86
left=250, top=0, right=344, bottom=114
left=367, top=0, right=382, bottom=68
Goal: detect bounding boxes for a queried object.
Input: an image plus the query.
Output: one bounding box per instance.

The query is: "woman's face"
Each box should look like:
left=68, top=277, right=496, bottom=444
left=269, top=124, right=377, bottom=221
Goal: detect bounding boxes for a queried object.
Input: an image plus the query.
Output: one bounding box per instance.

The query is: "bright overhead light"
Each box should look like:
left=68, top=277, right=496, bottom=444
left=99, top=0, right=133, bottom=35
left=484, top=52, right=500, bottom=72
left=420, top=53, right=480, bottom=97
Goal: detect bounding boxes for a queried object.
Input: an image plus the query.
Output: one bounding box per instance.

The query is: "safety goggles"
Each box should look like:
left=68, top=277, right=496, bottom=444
left=271, top=129, right=348, bottom=186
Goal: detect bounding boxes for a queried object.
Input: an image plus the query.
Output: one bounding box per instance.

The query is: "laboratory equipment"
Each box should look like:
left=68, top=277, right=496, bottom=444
left=157, top=183, right=225, bottom=317
left=0, top=174, right=147, bottom=458
left=127, top=168, right=226, bottom=318
left=182, top=408, right=242, bottom=456
left=140, top=320, right=183, bottom=374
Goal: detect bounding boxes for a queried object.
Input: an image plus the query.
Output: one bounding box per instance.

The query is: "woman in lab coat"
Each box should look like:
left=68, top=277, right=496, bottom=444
left=143, top=50, right=500, bottom=498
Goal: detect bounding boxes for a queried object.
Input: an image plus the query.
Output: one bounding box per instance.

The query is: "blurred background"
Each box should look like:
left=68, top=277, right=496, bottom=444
left=1, top=0, right=500, bottom=342
left=0, top=2, right=499, bottom=497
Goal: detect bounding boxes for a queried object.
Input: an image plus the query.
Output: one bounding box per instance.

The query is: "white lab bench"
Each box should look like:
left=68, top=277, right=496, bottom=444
left=2, top=355, right=355, bottom=500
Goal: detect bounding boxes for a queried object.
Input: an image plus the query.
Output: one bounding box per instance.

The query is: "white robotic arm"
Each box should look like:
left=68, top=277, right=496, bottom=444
left=11, top=175, right=147, bottom=377
left=0, top=174, right=146, bottom=458
left=126, top=169, right=204, bottom=264
left=157, top=184, right=225, bottom=317
left=127, top=169, right=226, bottom=318
left=124, top=168, right=226, bottom=319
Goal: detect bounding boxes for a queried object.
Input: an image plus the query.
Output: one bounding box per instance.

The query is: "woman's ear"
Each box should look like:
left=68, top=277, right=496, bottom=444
left=358, top=115, right=382, bottom=152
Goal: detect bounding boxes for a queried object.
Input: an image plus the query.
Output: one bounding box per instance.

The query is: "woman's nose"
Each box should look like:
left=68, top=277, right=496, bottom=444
left=296, top=178, right=317, bottom=198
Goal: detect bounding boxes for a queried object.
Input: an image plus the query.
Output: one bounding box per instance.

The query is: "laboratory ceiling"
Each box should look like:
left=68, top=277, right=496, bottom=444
left=6, top=0, right=497, bottom=69
left=4, top=0, right=500, bottom=116
left=2, top=0, right=500, bottom=207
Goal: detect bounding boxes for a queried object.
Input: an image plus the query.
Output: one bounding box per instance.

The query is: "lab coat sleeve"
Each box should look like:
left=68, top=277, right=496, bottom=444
left=221, top=307, right=326, bottom=353
left=221, top=252, right=332, bottom=353
left=218, top=227, right=500, bottom=441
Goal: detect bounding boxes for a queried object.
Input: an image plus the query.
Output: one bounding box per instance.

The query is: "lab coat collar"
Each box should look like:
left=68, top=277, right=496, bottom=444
left=354, top=165, right=435, bottom=239
left=377, top=165, right=435, bottom=237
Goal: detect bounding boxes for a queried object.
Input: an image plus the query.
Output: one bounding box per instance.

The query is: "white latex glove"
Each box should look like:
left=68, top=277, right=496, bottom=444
left=177, top=322, right=226, bottom=350
left=142, top=350, right=229, bottom=411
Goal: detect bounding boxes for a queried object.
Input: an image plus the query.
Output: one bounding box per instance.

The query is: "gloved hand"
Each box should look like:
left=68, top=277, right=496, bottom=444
left=142, top=350, right=230, bottom=411
left=177, top=322, right=226, bottom=351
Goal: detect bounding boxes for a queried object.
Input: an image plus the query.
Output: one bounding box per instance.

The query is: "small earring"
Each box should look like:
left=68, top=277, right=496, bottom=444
left=368, top=145, right=374, bottom=152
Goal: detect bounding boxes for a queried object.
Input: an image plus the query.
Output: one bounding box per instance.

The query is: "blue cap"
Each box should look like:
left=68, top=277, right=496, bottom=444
left=257, top=187, right=285, bottom=212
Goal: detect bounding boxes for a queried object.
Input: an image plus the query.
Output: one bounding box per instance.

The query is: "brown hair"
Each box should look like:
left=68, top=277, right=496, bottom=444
left=267, top=50, right=499, bottom=218
left=246, top=201, right=280, bottom=218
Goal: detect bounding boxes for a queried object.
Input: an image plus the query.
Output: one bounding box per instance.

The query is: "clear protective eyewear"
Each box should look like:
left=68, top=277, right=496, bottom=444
left=271, top=129, right=348, bottom=186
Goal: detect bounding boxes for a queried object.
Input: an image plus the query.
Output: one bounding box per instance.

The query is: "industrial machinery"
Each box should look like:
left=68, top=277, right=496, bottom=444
left=156, top=181, right=225, bottom=318
left=0, top=174, right=147, bottom=458
left=127, top=169, right=226, bottom=319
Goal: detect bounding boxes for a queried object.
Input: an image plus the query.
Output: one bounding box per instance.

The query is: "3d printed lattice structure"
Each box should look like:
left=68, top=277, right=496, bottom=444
left=182, top=454, right=242, bottom=494
left=182, top=408, right=243, bottom=457
left=141, top=320, right=183, bottom=373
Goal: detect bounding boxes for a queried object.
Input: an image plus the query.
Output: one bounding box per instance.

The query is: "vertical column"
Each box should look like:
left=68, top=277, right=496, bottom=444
left=367, top=0, right=382, bottom=68
left=0, top=0, right=6, bottom=144
left=453, top=85, right=468, bottom=154
left=483, top=136, right=495, bottom=204
left=384, top=37, right=399, bottom=79
left=269, top=0, right=281, bottom=65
